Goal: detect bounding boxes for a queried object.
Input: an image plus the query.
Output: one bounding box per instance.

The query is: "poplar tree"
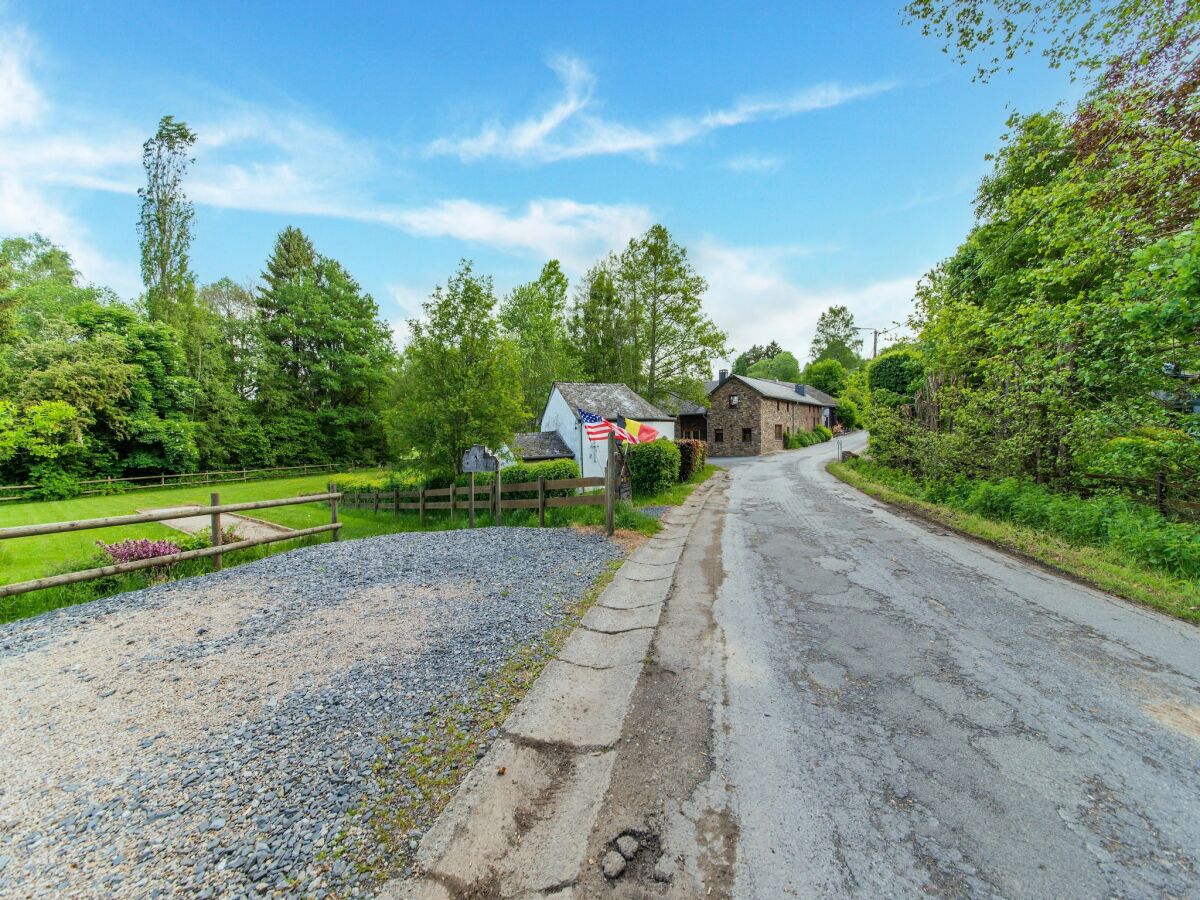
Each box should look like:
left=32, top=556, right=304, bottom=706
left=137, top=116, right=198, bottom=326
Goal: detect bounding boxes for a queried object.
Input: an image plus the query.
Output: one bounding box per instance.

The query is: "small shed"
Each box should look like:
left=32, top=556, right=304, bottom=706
left=510, top=431, right=575, bottom=464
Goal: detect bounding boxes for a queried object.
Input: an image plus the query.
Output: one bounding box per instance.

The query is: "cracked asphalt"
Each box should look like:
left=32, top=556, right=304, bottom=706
left=712, top=433, right=1200, bottom=898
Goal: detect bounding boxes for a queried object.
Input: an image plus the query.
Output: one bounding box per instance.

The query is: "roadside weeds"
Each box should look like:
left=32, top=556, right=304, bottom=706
left=828, top=461, right=1200, bottom=625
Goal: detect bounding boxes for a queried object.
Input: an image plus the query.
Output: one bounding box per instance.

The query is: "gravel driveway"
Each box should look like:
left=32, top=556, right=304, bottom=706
left=0, top=527, right=622, bottom=898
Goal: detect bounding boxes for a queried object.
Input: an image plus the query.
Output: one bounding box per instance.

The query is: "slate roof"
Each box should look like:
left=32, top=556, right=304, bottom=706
left=727, top=375, right=837, bottom=407
left=511, top=431, right=575, bottom=461
left=795, top=384, right=838, bottom=407
left=552, top=382, right=672, bottom=421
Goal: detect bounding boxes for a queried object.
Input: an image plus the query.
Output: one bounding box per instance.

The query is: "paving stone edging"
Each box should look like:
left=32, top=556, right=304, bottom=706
left=382, top=480, right=721, bottom=899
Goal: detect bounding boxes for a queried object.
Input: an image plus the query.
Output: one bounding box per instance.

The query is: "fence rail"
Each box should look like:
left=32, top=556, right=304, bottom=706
left=0, top=487, right=343, bottom=599
left=0, top=463, right=365, bottom=502
left=339, top=475, right=611, bottom=529
left=339, top=437, right=623, bottom=533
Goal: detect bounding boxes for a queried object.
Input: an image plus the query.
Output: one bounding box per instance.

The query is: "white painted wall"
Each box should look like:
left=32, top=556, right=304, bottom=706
left=539, top=387, right=676, bottom=479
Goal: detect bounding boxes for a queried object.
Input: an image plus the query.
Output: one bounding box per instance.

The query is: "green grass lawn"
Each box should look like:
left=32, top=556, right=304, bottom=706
left=0, top=472, right=388, bottom=585
left=0, top=469, right=671, bottom=624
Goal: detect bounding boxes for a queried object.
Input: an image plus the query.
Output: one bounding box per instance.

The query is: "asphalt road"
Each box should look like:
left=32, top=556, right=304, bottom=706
left=711, top=434, right=1200, bottom=898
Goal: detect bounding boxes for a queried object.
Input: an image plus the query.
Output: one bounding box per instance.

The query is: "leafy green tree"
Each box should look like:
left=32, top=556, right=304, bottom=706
left=747, top=350, right=802, bottom=382
left=902, top=0, right=1198, bottom=81
left=802, top=358, right=848, bottom=396
left=500, top=260, right=579, bottom=425
left=138, top=116, right=198, bottom=326
left=615, top=224, right=729, bottom=404
left=570, top=259, right=637, bottom=387
left=389, top=260, right=526, bottom=477
left=255, top=230, right=395, bottom=464
left=732, top=341, right=783, bottom=375
left=809, top=305, right=863, bottom=369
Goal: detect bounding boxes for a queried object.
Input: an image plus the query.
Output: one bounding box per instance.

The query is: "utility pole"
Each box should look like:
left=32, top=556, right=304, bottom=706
left=854, top=326, right=887, bottom=359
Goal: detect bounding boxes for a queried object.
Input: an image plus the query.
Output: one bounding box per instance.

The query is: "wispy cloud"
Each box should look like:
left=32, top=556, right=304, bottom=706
left=724, top=153, right=785, bottom=173
left=429, top=55, right=895, bottom=163
left=0, top=27, right=651, bottom=293
left=694, top=238, right=918, bottom=365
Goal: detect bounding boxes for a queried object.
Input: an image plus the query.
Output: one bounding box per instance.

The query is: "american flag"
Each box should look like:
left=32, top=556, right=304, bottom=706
left=579, top=408, right=635, bottom=443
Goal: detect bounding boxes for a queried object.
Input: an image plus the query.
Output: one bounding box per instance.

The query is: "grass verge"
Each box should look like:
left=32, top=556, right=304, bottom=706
left=326, top=557, right=627, bottom=886
left=828, top=461, right=1200, bottom=624
left=635, top=464, right=721, bottom=508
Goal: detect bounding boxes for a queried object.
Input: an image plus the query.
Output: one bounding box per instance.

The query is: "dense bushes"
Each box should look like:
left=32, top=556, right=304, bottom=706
left=675, top=439, right=707, bottom=482
left=846, top=459, right=1200, bottom=580
left=835, top=399, right=859, bottom=430
left=785, top=426, right=833, bottom=449
left=332, top=459, right=582, bottom=498
left=627, top=439, right=681, bottom=496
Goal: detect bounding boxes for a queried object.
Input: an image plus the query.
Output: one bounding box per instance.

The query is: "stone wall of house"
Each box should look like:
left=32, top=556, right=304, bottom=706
left=707, top=378, right=761, bottom=455
left=707, top=378, right=826, bottom=456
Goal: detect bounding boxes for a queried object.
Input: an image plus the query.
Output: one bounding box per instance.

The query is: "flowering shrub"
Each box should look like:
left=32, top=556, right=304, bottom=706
left=97, top=538, right=182, bottom=564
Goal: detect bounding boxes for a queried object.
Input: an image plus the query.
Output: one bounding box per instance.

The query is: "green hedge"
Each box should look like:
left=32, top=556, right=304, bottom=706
left=675, top=439, right=707, bottom=482
left=462, top=459, right=581, bottom=499
left=785, top=426, right=833, bottom=449
left=847, top=459, right=1200, bottom=580
left=332, top=459, right=581, bottom=499
left=627, top=439, right=681, bottom=497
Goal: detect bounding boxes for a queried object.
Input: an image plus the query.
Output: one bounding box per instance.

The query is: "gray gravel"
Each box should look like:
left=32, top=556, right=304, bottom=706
left=0, top=527, right=622, bottom=898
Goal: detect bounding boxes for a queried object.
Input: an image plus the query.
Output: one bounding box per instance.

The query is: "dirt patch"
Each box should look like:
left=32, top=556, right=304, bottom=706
left=1144, top=699, right=1200, bottom=740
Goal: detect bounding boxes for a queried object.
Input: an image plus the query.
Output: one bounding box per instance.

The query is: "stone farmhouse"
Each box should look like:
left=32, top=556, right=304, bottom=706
left=510, top=382, right=675, bottom=477
left=683, top=370, right=838, bottom=456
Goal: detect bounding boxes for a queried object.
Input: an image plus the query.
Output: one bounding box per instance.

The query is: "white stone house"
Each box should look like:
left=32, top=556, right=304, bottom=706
left=536, top=382, right=675, bottom=478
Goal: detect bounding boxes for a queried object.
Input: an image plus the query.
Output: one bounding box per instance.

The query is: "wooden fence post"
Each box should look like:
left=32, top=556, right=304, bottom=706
left=329, top=482, right=340, bottom=541
left=494, top=467, right=502, bottom=526
left=394, top=487, right=401, bottom=517
left=419, top=488, right=426, bottom=526
left=605, top=433, right=615, bottom=535
left=538, top=476, right=546, bottom=527
left=450, top=484, right=456, bottom=522
left=468, top=473, right=475, bottom=528
left=1156, top=471, right=1166, bottom=515
left=210, top=492, right=223, bottom=571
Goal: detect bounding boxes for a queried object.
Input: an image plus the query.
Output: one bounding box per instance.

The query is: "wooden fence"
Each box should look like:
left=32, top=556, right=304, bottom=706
left=0, top=462, right=366, bottom=503
left=0, top=488, right=343, bottom=599
left=1080, top=472, right=1200, bottom=521
left=340, top=475, right=614, bottom=530
left=341, top=435, right=625, bottom=534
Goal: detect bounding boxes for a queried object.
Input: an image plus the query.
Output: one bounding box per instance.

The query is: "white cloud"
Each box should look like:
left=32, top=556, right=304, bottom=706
left=0, top=27, right=650, bottom=293
left=430, top=56, right=895, bottom=163
left=378, top=198, right=652, bottom=271
left=0, top=26, right=43, bottom=128
left=724, top=153, right=784, bottom=173
left=694, top=238, right=920, bottom=367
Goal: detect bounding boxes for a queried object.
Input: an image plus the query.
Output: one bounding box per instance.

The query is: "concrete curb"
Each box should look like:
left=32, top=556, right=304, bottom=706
left=382, top=477, right=723, bottom=899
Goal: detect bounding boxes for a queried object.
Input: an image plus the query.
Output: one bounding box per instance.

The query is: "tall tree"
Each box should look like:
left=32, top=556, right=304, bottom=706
left=569, top=259, right=634, bottom=386
left=137, top=116, right=198, bottom=326
left=389, top=261, right=525, bottom=477
left=809, top=305, right=863, bottom=369
left=615, top=224, right=729, bottom=404
left=255, top=229, right=394, bottom=463
left=499, top=259, right=578, bottom=425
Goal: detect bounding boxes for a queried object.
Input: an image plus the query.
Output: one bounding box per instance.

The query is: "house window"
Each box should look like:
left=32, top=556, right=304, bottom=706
left=776, top=400, right=781, bottom=411
left=714, top=428, right=724, bottom=443
left=742, top=427, right=752, bottom=442
left=728, top=395, right=739, bottom=408
left=775, top=423, right=783, bottom=441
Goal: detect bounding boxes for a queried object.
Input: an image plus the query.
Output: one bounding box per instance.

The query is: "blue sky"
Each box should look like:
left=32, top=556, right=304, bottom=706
left=0, top=1, right=1079, bottom=365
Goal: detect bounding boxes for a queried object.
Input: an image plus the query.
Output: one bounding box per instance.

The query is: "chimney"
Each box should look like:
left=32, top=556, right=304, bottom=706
left=718, top=369, right=729, bottom=385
